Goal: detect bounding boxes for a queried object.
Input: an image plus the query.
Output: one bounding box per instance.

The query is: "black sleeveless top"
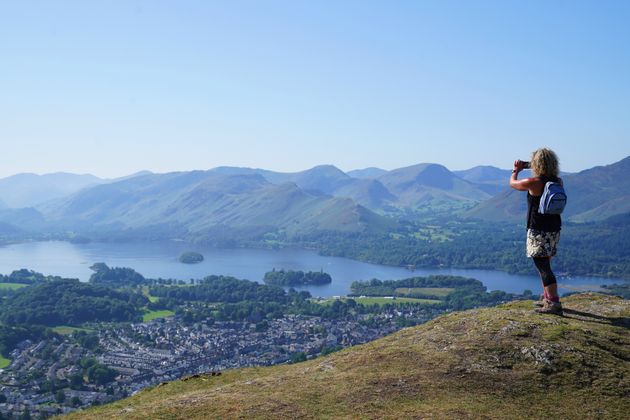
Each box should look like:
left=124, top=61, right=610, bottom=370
left=526, top=176, right=561, bottom=232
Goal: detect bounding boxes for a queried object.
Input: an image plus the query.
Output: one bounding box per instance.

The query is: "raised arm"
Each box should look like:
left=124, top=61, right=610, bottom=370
left=510, top=160, right=537, bottom=191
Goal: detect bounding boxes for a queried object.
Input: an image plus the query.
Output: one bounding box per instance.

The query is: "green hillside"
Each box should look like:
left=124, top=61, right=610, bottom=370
left=214, top=164, right=397, bottom=209
left=377, top=163, right=492, bottom=209
left=466, top=156, right=630, bottom=222
left=38, top=171, right=394, bottom=240
left=213, top=163, right=494, bottom=212
left=64, top=293, right=629, bottom=419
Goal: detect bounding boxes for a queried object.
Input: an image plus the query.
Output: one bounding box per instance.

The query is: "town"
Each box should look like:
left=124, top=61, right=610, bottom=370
left=0, top=305, right=440, bottom=418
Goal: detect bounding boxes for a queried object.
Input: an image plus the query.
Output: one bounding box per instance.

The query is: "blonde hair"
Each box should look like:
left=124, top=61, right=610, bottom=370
left=531, top=148, right=559, bottom=178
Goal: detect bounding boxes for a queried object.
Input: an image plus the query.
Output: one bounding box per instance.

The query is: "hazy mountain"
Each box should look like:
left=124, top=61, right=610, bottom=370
left=453, top=165, right=512, bottom=183
left=39, top=171, right=394, bottom=240
left=377, top=163, right=492, bottom=207
left=0, top=172, right=104, bottom=208
left=6, top=157, right=625, bottom=235
left=68, top=294, right=630, bottom=419
left=288, top=165, right=351, bottom=194
left=287, top=166, right=397, bottom=209
left=0, top=207, right=47, bottom=231
left=211, top=165, right=396, bottom=210
left=453, top=165, right=513, bottom=195
left=347, top=167, right=388, bottom=179
left=0, top=170, right=164, bottom=211
left=210, top=164, right=508, bottom=212
left=0, top=221, right=22, bottom=235
left=466, top=156, right=630, bottom=222
left=110, top=170, right=154, bottom=182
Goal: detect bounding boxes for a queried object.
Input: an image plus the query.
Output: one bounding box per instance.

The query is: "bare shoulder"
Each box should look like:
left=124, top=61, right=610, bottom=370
left=510, top=176, right=541, bottom=192
left=527, top=177, right=545, bottom=196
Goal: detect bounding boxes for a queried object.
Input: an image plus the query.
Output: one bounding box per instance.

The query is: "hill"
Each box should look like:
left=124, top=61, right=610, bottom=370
left=347, top=167, right=388, bottom=179
left=453, top=165, right=512, bottom=184
left=0, top=278, right=147, bottom=326
left=37, top=171, right=393, bottom=241
left=376, top=163, right=492, bottom=210
left=0, top=172, right=104, bottom=208
left=212, top=165, right=397, bottom=210
left=211, top=163, right=500, bottom=212
left=453, top=165, right=513, bottom=195
left=0, top=207, right=47, bottom=232
left=66, top=293, right=630, bottom=419
left=466, top=156, right=630, bottom=222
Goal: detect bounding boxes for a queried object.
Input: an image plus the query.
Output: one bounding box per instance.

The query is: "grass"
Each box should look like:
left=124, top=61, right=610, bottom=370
left=0, top=355, right=10, bottom=369
left=318, top=297, right=442, bottom=306
left=141, top=286, right=159, bottom=303
left=143, top=310, right=175, bottom=322
left=394, top=287, right=454, bottom=298
left=0, top=282, right=27, bottom=290
left=66, top=293, right=630, bottom=420
left=52, top=326, right=93, bottom=335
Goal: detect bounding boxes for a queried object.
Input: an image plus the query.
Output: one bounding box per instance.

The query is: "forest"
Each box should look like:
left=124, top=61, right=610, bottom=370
left=0, top=279, right=148, bottom=326
left=263, top=269, right=332, bottom=286
left=295, top=215, right=630, bottom=279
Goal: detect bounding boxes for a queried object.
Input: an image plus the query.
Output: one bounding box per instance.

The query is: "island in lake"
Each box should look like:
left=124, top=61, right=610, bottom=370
left=179, top=252, right=204, bottom=264
left=263, top=269, right=332, bottom=286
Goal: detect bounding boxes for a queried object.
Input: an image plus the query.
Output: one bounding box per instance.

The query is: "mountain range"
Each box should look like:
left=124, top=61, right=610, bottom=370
left=0, top=157, right=627, bottom=240
left=0, top=171, right=153, bottom=209
left=466, top=156, right=630, bottom=222
left=35, top=171, right=393, bottom=240
left=0, top=172, right=103, bottom=208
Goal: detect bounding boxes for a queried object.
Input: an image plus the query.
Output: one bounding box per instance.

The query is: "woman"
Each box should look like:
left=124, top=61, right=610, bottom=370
left=510, top=148, right=563, bottom=315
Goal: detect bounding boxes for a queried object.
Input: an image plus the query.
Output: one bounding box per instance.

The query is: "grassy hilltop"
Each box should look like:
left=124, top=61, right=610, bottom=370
left=64, top=294, right=630, bottom=419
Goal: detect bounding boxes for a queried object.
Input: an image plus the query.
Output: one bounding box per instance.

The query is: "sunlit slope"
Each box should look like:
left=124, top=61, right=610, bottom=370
left=377, top=163, right=492, bottom=208
left=39, top=171, right=393, bottom=238
left=466, top=155, right=630, bottom=222
left=213, top=164, right=397, bottom=209
left=453, top=165, right=513, bottom=195
left=65, top=294, right=630, bottom=419
left=212, top=163, right=495, bottom=211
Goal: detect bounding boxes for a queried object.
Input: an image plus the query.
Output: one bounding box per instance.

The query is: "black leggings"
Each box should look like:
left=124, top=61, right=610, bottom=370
left=533, top=257, right=557, bottom=287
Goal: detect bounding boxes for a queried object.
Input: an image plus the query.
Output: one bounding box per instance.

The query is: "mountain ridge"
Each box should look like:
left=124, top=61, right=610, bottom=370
left=466, top=155, right=630, bottom=222
left=36, top=171, right=395, bottom=240
left=376, top=163, right=492, bottom=207
left=1, top=157, right=627, bottom=235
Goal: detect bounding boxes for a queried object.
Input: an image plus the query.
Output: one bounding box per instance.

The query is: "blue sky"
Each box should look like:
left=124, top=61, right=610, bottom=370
left=1, top=0, right=628, bottom=178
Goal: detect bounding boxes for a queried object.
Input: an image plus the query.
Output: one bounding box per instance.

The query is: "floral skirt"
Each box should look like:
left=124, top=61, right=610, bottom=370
left=526, top=229, right=560, bottom=258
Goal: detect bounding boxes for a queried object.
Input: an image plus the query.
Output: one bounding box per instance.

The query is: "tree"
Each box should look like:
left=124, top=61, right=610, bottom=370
left=87, top=363, right=117, bottom=385
left=290, top=351, right=307, bottom=363
left=55, top=390, right=65, bottom=403
left=69, top=374, right=84, bottom=389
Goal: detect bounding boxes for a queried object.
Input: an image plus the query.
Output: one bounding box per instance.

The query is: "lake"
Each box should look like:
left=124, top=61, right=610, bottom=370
left=0, top=241, right=621, bottom=297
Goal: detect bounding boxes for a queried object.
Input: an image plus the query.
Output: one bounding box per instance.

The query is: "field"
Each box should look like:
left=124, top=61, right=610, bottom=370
left=52, top=326, right=93, bottom=335
left=318, top=297, right=441, bottom=306
left=0, top=355, right=10, bottom=369
left=0, top=282, right=27, bottom=290
left=394, top=287, right=455, bottom=298
left=143, top=310, right=175, bottom=322
left=141, top=286, right=159, bottom=303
